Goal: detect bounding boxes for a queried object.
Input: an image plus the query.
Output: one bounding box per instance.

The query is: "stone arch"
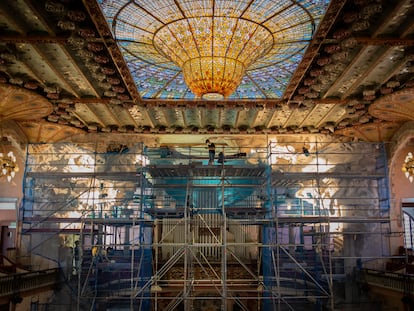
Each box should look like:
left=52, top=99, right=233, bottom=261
left=387, top=121, right=414, bottom=254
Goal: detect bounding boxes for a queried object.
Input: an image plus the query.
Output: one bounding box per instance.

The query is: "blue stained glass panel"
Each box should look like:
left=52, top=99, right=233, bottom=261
left=98, top=0, right=331, bottom=99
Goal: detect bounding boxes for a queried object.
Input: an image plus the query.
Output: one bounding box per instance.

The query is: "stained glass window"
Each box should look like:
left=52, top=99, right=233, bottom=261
left=98, top=0, right=331, bottom=100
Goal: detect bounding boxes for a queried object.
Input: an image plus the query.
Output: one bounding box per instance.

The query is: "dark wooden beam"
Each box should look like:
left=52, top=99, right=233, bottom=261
left=355, top=37, right=414, bottom=46
left=0, top=35, right=68, bottom=44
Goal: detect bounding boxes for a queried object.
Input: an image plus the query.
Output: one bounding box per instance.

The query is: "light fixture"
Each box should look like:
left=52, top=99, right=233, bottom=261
left=0, top=141, right=19, bottom=182
left=153, top=17, right=274, bottom=99
left=402, top=152, right=414, bottom=183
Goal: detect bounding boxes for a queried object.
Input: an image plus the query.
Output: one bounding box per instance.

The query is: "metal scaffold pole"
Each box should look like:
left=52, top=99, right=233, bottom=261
left=184, top=168, right=192, bottom=311
left=221, top=162, right=227, bottom=311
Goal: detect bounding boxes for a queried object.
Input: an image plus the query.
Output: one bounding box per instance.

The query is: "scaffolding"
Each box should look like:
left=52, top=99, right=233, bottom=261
left=19, top=139, right=391, bottom=310
left=21, top=142, right=152, bottom=310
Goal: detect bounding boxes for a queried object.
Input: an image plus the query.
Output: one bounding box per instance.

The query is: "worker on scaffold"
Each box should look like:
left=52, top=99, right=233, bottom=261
left=206, top=139, right=215, bottom=165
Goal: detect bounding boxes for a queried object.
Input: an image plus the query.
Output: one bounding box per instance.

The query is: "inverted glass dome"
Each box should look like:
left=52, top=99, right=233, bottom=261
left=98, top=0, right=331, bottom=99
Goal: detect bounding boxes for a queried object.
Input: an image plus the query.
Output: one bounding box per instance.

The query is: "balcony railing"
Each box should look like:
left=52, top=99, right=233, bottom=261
left=360, top=269, right=414, bottom=294
left=0, top=268, right=61, bottom=299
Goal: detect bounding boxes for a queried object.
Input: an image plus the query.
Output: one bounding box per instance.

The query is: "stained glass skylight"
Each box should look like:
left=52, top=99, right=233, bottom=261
left=98, top=0, right=331, bottom=100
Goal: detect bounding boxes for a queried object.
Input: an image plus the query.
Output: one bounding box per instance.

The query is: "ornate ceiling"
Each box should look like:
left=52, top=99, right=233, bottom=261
left=98, top=0, right=330, bottom=100
left=0, top=0, right=413, bottom=146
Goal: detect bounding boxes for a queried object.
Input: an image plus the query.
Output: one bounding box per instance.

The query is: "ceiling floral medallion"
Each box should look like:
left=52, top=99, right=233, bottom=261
left=0, top=84, right=53, bottom=121
left=335, top=121, right=401, bottom=142
left=18, top=121, right=85, bottom=143
left=368, top=88, right=414, bottom=121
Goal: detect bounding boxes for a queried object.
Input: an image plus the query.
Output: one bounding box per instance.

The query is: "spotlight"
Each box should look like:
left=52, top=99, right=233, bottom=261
left=302, top=146, right=310, bottom=157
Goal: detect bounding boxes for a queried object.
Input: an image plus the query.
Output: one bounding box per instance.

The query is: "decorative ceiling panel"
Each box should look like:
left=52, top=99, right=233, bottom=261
left=204, top=110, right=221, bottom=128
left=86, top=103, right=120, bottom=127
left=251, top=110, right=274, bottom=129
left=315, top=104, right=348, bottom=126
left=267, top=106, right=292, bottom=128
left=128, top=106, right=154, bottom=128
left=183, top=109, right=203, bottom=129
left=74, top=103, right=106, bottom=127
left=284, top=109, right=311, bottom=128
left=147, top=107, right=168, bottom=128
left=220, top=110, right=238, bottom=128
left=302, top=104, right=333, bottom=127
left=109, top=105, right=138, bottom=128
